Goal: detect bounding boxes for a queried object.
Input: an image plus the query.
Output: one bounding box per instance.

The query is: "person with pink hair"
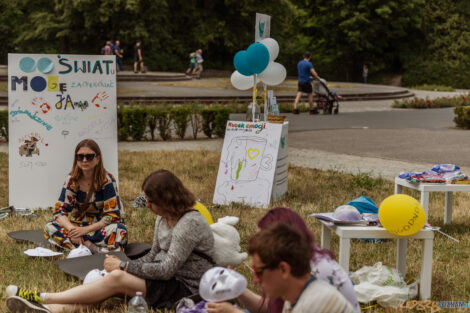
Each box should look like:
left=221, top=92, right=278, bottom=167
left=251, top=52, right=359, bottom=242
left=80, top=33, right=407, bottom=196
left=206, top=207, right=360, bottom=313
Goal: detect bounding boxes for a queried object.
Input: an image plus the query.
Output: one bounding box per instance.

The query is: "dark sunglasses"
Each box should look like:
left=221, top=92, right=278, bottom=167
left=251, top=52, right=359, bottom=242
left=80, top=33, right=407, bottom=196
left=76, top=153, right=96, bottom=161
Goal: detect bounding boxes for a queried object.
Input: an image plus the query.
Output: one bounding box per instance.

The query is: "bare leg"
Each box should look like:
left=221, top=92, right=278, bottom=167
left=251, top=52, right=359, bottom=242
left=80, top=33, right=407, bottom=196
left=308, top=93, right=314, bottom=109
left=140, top=62, right=145, bottom=72
left=134, top=62, right=138, bottom=73
left=44, top=270, right=146, bottom=305
left=48, top=304, right=93, bottom=313
left=293, top=92, right=303, bottom=110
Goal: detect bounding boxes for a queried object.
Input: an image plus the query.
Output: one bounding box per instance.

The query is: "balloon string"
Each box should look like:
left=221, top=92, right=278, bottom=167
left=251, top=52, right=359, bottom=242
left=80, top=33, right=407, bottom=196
left=425, top=224, right=459, bottom=242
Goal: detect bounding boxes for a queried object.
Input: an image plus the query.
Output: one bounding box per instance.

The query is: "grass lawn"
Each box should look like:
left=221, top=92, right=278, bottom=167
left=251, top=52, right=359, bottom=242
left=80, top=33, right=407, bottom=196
left=0, top=150, right=469, bottom=312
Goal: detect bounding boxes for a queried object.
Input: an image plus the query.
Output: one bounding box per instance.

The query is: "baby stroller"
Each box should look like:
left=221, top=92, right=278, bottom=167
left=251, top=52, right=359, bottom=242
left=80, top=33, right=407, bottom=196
left=313, top=78, right=341, bottom=114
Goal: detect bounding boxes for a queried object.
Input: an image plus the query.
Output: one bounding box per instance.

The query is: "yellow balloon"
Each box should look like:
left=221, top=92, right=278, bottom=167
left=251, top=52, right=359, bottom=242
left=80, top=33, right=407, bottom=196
left=379, top=194, right=426, bottom=236
left=194, top=201, right=214, bottom=225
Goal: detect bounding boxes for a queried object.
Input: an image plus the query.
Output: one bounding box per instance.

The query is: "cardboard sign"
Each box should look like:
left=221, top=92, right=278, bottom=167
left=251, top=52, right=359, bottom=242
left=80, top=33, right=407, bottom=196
left=8, top=54, right=118, bottom=209
left=213, top=121, right=288, bottom=208
left=255, top=13, right=271, bottom=42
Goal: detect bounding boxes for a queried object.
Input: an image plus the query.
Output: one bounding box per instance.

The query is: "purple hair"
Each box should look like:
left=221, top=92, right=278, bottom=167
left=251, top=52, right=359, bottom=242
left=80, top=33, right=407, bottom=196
left=257, top=207, right=335, bottom=313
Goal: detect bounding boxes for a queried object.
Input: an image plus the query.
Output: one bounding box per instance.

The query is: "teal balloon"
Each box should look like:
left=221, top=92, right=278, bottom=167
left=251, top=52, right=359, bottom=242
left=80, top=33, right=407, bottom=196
left=246, top=43, right=269, bottom=74
left=233, top=51, right=252, bottom=76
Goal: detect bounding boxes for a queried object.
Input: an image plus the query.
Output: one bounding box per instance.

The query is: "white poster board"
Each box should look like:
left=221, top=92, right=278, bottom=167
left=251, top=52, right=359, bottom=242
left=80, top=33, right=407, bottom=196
left=213, top=121, right=287, bottom=208
left=8, top=53, right=118, bottom=209
left=255, top=13, right=271, bottom=42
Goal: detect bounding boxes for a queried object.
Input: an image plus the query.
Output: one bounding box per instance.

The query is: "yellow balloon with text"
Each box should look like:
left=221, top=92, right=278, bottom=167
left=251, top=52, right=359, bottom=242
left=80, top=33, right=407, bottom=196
left=194, top=201, right=214, bottom=225
left=379, top=194, right=426, bottom=236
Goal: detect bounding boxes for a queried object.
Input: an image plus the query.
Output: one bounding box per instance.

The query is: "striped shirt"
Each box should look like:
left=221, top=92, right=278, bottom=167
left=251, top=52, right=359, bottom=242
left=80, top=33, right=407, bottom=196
left=282, top=279, right=354, bottom=313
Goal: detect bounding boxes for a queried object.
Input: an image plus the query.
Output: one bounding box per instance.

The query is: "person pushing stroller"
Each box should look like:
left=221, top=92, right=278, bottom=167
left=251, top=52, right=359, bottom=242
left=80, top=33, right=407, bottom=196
left=292, top=51, right=320, bottom=115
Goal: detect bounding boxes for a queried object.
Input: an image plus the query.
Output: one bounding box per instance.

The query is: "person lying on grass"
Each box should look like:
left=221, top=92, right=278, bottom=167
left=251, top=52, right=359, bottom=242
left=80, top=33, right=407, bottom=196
left=6, top=169, right=215, bottom=313
left=206, top=207, right=360, bottom=313
left=43, top=139, right=127, bottom=253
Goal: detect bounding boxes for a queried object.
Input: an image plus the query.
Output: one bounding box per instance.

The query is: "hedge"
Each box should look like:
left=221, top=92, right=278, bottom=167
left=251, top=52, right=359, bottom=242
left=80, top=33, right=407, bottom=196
left=0, top=106, right=231, bottom=142
left=454, top=106, right=470, bottom=129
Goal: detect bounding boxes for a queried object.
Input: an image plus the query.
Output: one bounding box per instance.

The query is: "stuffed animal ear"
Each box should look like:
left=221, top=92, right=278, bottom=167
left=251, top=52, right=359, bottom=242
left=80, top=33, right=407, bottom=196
left=217, top=216, right=239, bottom=226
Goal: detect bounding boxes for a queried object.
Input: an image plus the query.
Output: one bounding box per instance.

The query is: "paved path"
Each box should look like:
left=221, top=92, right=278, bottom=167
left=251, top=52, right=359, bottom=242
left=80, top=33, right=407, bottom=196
left=1, top=87, right=468, bottom=180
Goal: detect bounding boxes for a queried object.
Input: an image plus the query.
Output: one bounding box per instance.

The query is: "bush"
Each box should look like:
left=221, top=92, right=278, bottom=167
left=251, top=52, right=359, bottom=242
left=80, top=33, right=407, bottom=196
left=392, top=94, right=470, bottom=109
left=155, top=108, right=172, bottom=141
left=454, top=106, right=470, bottom=129
left=170, top=106, right=192, bottom=139
left=118, top=107, right=146, bottom=141
left=214, top=107, right=231, bottom=137
left=201, top=108, right=217, bottom=138
left=146, top=107, right=158, bottom=140
left=0, top=110, right=8, bottom=141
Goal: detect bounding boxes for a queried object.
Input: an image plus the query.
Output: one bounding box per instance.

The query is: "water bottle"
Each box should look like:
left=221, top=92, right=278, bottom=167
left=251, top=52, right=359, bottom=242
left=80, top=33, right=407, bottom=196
left=128, top=291, right=148, bottom=313
left=271, top=97, right=280, bottom=115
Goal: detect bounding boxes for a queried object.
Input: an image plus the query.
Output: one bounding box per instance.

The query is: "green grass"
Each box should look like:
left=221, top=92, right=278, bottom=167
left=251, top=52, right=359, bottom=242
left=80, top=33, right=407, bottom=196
left=1, top=150, right=469, bottom=312
left=410, top=84, right=455, bottom=92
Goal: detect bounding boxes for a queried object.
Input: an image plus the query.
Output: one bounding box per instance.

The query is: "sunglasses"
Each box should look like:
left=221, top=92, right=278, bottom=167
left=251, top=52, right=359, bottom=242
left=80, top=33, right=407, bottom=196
left=251, top=264, right=271, bottom=279
left=76, top=153, right=97, bottom=162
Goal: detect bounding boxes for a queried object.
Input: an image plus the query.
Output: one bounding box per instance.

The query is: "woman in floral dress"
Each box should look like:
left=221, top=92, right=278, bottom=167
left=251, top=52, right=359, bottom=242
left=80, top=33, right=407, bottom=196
left=44, top=139, right=127, bottom=253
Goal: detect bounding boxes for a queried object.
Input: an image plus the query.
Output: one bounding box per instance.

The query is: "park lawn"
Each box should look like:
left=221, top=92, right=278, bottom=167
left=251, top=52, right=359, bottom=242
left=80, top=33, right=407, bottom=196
left=1, top=150, right=469, bottom=312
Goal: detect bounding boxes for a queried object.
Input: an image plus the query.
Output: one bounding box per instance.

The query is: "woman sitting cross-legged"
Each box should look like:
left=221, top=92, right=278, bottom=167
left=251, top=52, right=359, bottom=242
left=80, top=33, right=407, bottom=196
left=43, top=139, right=127, bottom=253
left=6, top=169, right=215, bottom=313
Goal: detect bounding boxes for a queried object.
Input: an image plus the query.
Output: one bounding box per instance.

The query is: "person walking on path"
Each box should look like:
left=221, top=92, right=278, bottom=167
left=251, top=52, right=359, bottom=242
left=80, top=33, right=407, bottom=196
left=102, top=41, right=112, bottom=55
left=185, top=51, right=197, bottom=77
left=134, top=40, right=145, bottom=73
left=362, top=64, right=368, bottom=84
left=193, top=49, right=204, bottom=78
left=113, top=40, right=123, bottom=72
left=292, top=51, right=320, bottom=115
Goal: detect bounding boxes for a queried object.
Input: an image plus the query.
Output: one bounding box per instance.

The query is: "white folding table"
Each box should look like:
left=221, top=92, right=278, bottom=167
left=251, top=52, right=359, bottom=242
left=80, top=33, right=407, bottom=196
left=395, top=177, right=470, bottom=224
left=319, top=220, right=435, bottom=300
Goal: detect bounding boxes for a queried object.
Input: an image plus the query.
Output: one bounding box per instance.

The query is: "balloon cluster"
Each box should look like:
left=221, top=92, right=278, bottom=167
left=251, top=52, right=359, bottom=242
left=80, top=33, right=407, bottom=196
left=231, top=38, right=287, bottom=90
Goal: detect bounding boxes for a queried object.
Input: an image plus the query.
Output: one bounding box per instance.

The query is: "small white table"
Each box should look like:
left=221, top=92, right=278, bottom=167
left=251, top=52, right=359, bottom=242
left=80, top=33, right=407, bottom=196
left=395, top=177, right=470, bottom=224
left=319, top=220, right=435, bottom=300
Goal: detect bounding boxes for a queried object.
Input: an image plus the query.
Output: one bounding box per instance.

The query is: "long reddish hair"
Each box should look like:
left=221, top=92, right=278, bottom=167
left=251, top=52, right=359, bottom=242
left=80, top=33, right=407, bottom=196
left=70, top=139, right=107, bottom=191
left=257, top=207, right=335, bottom=313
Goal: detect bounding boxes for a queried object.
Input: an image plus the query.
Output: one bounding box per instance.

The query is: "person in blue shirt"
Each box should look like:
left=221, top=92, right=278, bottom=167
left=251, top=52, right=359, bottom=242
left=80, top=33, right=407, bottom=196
left=293, top=51, right=321, bottom=114
left=113, top=40, right=123, bottom=72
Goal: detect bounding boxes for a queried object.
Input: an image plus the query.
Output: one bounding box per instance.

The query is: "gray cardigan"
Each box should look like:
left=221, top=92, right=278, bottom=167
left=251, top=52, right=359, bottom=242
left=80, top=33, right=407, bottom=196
left=126, top=211, right=215, bottom=293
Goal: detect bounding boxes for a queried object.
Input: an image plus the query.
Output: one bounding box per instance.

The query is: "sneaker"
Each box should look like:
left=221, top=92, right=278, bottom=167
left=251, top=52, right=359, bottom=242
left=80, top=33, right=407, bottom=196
left=6, top=286, right=44, bottom=304
left=309, top=109, right=319, bottom=115
left=292, top=109, right=300, bottom=114
left=6, top=296, right=50, bottom=313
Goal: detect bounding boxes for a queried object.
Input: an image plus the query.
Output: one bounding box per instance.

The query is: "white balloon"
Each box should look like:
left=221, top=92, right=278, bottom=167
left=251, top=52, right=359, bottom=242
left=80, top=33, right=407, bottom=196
left=260, top=38, right=279, bottom=62
left=231, top=71, right=254, bottom=90
left=259, top=62, right=287, bottom=86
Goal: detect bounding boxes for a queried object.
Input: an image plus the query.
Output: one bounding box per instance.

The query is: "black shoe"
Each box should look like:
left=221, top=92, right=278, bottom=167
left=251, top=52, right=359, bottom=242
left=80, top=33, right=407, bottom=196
left=292, top=109, right=300, bottom=114
left=6, top=296, right=51, bottom=313
left=309, top=109, right=319, bottom=115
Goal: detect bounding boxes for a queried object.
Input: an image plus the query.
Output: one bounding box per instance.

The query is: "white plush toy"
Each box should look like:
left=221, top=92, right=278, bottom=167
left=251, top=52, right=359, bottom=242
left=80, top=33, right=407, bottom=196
left=211, top=216, right=247, bottom=267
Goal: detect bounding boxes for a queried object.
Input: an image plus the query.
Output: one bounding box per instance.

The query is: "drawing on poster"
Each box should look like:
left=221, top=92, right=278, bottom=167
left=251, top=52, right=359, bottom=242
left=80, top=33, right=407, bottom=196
left=92, top=91, right=109, bottom=109
left=32, top=97, right=51, bottom=114
left=18, top=133, right=48, bottom=157
left=216, top=136, right=273, bottom=204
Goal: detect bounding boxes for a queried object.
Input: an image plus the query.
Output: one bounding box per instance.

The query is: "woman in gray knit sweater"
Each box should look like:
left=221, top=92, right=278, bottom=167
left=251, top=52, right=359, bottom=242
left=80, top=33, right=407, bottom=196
left=5, top=170, right=215, bottom=313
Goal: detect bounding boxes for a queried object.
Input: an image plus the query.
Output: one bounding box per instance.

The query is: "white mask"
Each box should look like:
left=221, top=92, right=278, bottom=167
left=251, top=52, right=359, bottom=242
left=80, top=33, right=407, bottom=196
left=199, top=267, right=247, bottom=302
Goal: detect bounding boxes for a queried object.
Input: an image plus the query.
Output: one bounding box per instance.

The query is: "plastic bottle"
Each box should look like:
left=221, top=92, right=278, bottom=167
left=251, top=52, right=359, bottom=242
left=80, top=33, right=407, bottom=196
left=128, top=291, right=148, bottom=313
left=271, top=97, right=279, bottom=115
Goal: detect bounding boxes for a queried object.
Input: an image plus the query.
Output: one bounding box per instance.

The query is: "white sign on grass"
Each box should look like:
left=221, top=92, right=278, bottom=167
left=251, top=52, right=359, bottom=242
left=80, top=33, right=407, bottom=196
left=8, top=53, right=118, bottom=209
left=213, top=121, right=287, bottom=208
left=255, top=13, right=271, bottom=42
